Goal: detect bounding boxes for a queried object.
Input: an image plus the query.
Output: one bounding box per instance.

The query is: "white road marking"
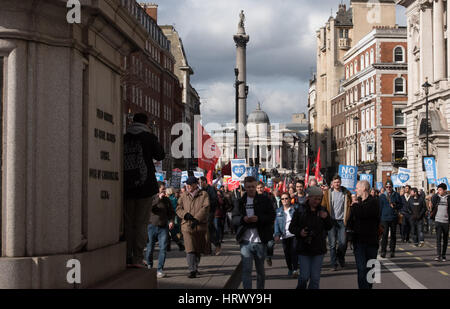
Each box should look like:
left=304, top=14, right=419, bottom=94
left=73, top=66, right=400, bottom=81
left=378, top=256, right=427, bottom=289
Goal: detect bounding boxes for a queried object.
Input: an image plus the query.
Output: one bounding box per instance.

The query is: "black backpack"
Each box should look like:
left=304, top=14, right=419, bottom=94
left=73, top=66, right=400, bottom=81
left=124, top=135, right=148, bottom=191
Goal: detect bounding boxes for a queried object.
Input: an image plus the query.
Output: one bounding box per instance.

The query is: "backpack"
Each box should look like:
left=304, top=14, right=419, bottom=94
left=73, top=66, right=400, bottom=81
left=124, top=135, right=148, bottom=191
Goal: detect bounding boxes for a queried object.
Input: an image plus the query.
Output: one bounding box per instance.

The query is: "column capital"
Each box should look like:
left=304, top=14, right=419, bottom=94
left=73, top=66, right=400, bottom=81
left=233, top=34, right=250, bottom=48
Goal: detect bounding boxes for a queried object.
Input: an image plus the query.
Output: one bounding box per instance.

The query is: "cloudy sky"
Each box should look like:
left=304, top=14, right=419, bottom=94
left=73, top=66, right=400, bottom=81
left=150, top=0, right=406, bottom=125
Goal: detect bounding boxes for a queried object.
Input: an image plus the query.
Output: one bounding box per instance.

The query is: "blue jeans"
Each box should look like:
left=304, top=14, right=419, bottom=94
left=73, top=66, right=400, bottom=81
left=297, top=255, right=324, bottom=289
left=328, top=220, right=347, bottom=267
left=145, top=224, right=168, bottom=271
left=411, top=218, right=424, bottom=245
left=214, top=217, right=224, bottom=245
left=353, top=242, right=378, bottom=289
left=240, top=241, right=267, bottom=289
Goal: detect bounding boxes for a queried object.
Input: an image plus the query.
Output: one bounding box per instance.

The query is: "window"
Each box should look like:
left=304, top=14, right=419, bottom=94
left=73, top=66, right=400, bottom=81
left=361, top=55, right=365, bottom=70
left=346, top=66, right=349, bottom=79
left=394, top=108, right=405, bottom=126
left=394, top=47, right=404, bottom=62
left=394, top=139, right=406, bottom=160
left=370, top=78, right=375, bottom=94
left=354, top=87, right=358, bottom=101
left=370, top=49, right=374, bottom=64
left=365, top=109, right=370, bottom=130
left=350, top=63, right=353, bottom=76
left=371, top=106, right=375, bottom=128
left=366, top=80, right=370, bottom=96
left=350, top=89, right=353, bottom=104
left=395, top=77, right=405, bottom=93
left=361, top=109, right=366, bottom=131
left=354, top=60, right=358, bottom=73
left=361, top=82, right=365, bottom=97
left=365, top=52, right=369, bottom=68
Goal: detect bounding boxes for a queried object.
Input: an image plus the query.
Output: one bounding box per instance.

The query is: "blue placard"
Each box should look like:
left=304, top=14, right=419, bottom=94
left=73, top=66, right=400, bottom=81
left=376, top=182, right=383, bottom=190
left=424, top=157, right=437, bottom=184
left=155, top=172, right=164, bottom=182
left=338, top=165, right=358, bottom=190
left=267, top=178, right=273, bottom=188
left=359, top=174, right=373, bottom=188
left=258, top=174, right=264, bottom=182
left=246, top=167, right=258, bottom=178
left=398, top=167, right=411, bottom=185
left=181, top=171, right=188, bottom=185
left=231, top=159, right=247, bottom=181
left=436, top=177, right=449, bottom=188
left=391, top=174, right=402, bottom=188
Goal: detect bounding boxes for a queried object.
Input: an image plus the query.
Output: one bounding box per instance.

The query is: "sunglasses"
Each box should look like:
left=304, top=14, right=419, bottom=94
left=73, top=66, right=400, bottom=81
left=281, top=198, right=290, bottom=201
left=386, top=186, right=392, bottom=188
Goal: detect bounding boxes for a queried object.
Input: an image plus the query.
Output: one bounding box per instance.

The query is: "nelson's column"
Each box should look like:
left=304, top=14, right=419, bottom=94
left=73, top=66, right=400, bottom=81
left=234, top=10, right=250, bottom=158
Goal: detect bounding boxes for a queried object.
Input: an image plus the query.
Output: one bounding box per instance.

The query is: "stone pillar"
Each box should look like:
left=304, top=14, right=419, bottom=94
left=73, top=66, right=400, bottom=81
left=447, top=0, right=450, bottom=79
left=234, top=11, right=250, bottom=157
left=420, top=3, right=434, bottom=83
left=433, top=0, right=445, bottom=82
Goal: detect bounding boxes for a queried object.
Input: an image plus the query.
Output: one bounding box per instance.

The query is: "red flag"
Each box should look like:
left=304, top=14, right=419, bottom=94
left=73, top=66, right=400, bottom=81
left=305, top=159, right=310, bottom=188
left=222, top=161, right=231, bottom=176
left=282, top=178, right=287, bottom=193
left=315, top=147, right=323, bottom=183
left=197, top=123, right=221, bottom=171
left=206, top=169, right=213, bottom=185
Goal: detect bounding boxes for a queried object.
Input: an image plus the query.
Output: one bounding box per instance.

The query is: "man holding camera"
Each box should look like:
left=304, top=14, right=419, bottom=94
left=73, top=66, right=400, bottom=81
left=176, top=176, right=210, bottom=278
left=346, top=180, right=380, bottom=289
left=289, top=186, right=332, bottom=289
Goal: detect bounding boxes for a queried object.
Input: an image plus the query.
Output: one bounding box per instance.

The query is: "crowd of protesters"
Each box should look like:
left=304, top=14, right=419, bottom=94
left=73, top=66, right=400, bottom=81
left=123, top=113, right=449, bottom=288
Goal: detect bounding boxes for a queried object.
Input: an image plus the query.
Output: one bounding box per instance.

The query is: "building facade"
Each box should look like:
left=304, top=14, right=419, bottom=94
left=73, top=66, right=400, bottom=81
left=314, top=0, right=397, bottom=181
left=332, top=26, right=408, bottom=185
left=397, top=0, right=450, bottom=188
left=123, top=4, right=184, bottom=173
left=161, top=25, right=202, bottom=171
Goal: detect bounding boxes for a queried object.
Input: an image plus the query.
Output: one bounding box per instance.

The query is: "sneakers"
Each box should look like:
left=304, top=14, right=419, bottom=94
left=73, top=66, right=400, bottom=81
left=380, top=252, right=386, bottom=258
left=434, top=256, right=441, bottom=262
left=266, top=258, right=272, bottom=267
left=419, top=242, right=424, bottom=247
left=157, top=271, right=166, bottom=279
left=442, top=257, right=447, bottom=262
left=292, top=270, right=299, bottom=278
left=188, top=271, right=197, bottom=279
left=215, top=246, right=222, bottom=256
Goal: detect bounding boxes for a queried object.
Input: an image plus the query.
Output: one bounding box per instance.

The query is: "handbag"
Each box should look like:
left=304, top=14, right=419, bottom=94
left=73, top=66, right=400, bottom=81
left=398, top=213, right=404, bottom=225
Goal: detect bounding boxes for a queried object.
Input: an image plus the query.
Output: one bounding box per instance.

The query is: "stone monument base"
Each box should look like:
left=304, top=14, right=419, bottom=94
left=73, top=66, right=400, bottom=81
left=0, top=242, right=126, bottom=289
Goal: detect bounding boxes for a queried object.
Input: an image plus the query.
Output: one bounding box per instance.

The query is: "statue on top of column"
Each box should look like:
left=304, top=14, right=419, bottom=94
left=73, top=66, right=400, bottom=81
left=238, top=10, right=246, bottom=34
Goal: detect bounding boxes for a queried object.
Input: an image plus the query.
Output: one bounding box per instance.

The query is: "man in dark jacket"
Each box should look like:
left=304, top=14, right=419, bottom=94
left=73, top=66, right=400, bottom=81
left=145, top=182, right=175, bottom=278
left=409, top=188, right=426, bottom=247
left=124, top=113, right=165, bottom=268
left=289, top=186, right=332, bottom=289
left=400, top=185, right=412, bottom=243
left=431, top=183, right=450, bottom=262
left=346, top=180, right=380, bottom=289
left=232, top=176, right=276, bottom=289
left=379, top=180, right=402, bottom=258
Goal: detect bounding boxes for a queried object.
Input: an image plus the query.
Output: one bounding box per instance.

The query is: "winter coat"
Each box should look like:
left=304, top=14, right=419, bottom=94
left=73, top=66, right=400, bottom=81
left=379, top=191, right=402, bottom=222
left=431, top=194, right=450, bottom=221
left=288, top=202, right=333, bottom=256
left=124, top=123, right=165, bottom=199
left=321, top=186, right=352, bottom=225
left=409, top=196, right=426, bottom=221
left=149, top=195, right=175, bottom=227
left=176, top=190, right=210, bottom=254
left=346, top=195, right=380, bottom=246
left=400, top=194, right=413, bottom=215
left=232, top=193, right=276, bottom=244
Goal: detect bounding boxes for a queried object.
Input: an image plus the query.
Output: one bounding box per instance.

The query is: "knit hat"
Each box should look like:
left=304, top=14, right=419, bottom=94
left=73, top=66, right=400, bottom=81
left=185, top=176, right=199, bottom=185
left=306, top=186, right=323, bottom=197
left=385, top=180, right=393, bottom=187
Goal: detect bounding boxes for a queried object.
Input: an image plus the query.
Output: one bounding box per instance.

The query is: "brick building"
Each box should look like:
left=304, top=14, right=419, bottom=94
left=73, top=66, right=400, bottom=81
left=122, top=3, right=184, bottom=172
left=331, top=26, right=408, bottom=185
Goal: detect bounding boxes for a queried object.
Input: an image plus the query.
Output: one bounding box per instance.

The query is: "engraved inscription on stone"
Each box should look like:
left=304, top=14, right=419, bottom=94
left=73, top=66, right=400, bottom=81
left=95, top=128, right=116, bottom=144
left=101, top=191, right=110, bottom=200
left=100, top=151, right=110, bottom=161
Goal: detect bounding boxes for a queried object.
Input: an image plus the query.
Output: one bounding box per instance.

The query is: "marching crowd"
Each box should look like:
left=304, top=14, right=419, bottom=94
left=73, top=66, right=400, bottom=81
left=123, top=114, right=450, bottom=289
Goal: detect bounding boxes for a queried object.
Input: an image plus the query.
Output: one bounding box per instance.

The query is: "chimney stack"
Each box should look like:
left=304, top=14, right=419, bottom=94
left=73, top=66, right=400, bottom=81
left=140, top=3, right=158, bottom=22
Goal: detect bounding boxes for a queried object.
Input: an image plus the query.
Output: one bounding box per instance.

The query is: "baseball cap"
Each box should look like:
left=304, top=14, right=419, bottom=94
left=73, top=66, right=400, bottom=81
left=185, top=176, right=199, bottom=185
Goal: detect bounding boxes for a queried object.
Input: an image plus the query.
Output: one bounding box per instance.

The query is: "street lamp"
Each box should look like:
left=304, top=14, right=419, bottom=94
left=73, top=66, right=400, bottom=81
left=422, top=77, right=432, bottom=191
left=354, top=116, right=360, bottom=167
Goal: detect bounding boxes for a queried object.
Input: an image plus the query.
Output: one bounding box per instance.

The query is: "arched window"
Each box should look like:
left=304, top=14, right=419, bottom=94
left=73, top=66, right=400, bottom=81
left=350, top=63, right=354, bottom=76
left=346, top=66, right=349, bottom=79
left=394, top=46, right=405, bottom=62
left=361, top=55, right=365, bottom=70
left=361, top=82, right=365, bottom=97
left=370, top=49, right=374, bottom=64
left=395, top=77, right=405, bottom=93
left=350, top=89, right=354, bottom=103
left=354, top=60, right=358, bottom=73
left=365, top=52, right=369, bottom=68
left=354, top=87, right=358, bottom=101
left=370, top=77, right=375, bottom=93
left=366, top=80, right=370, bottom=96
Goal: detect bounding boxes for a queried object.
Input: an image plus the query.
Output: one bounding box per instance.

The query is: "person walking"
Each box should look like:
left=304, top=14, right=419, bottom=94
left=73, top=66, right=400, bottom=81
left=166, top=188, right=185, bottom=252
left=200, top=177, right=218, bottom=256
left=232, top=176, right=276, bottom=289
left=409, top=188, right=426, bottom=247
left=346, top=180, right=380, bottom=289
left=274, top=192, right=299, bottom=278
left=257, top=181, right=276, bottom=267
left=145, top=182, right=176, bottom=278
left=176, top=176, right=210, bottom=278
left=400, top=185, right=412, bottom=243
left=321, top=175, right=352, bottom=271
left=213, top=190, right=227, bottom=255
left=295, top=180, right=307, bottom=207
left=123, top=113, right=165, bottom=268
left=289, top=186, right=332, bottom=289
left=379, top=180, right=402, bottom=258
left=431, top=183, right=450, bottom=262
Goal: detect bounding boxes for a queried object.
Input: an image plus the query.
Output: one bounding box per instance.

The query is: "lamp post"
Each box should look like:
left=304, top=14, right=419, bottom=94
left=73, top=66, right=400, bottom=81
left=354, top=116, right=360, bottom=168
left=422, top=78, right=432, bottom=192
left=234, top=68, right=244, bottom=158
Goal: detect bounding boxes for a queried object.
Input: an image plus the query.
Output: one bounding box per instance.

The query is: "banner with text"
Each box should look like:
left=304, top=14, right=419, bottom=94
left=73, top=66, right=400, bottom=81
left=424, top=157, right=437, bottom=185
left=398, top=167, right=412, bottom=185
left=338, top=165, right=358, bottom=190
left=232, top=159, right=247, bottom=181
left=359, top=174, right=373, bottom=188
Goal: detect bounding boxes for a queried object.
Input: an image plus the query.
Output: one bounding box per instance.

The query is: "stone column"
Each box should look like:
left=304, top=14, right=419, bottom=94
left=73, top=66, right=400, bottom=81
left=420, top=3, right=434, bottom=83
left=447, top=0, right=450, bottom=79
left=433, top=0, right=445, bottom=82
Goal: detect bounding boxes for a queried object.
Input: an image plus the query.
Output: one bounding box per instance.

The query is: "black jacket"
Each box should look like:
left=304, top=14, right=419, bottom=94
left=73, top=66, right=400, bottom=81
left=409, top=196, right=426, bottom=221
left=232, top=193, right=276, bottom=244
left=431, top=194, right=450, bottom=220
left=347, top=195, right=380, bottom=246
left=124, top=130, right=165, bottom=199
left=288, top=202, right=332, bottom=256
